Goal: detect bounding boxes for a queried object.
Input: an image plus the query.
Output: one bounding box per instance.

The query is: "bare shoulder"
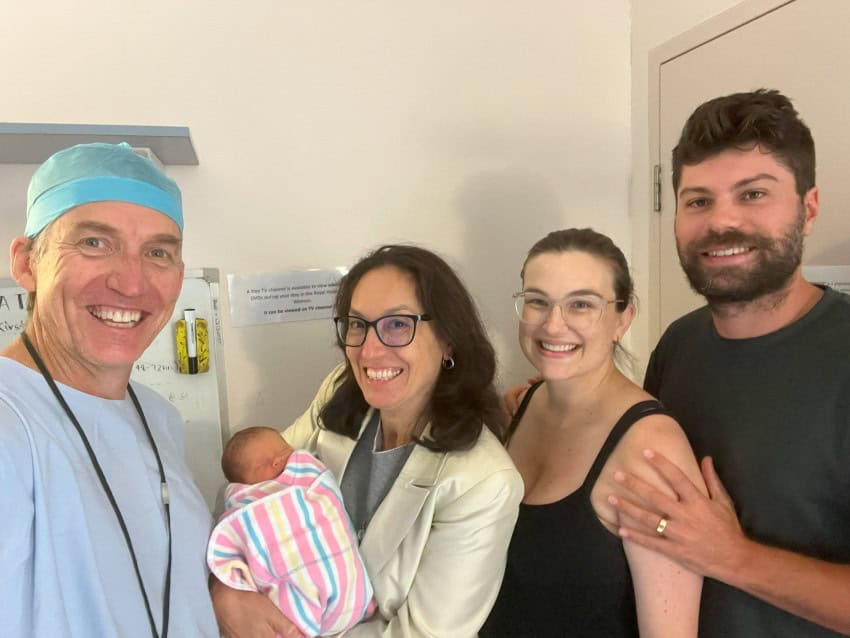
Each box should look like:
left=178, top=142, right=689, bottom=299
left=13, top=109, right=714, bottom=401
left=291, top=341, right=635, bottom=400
left=593, top=406, right=706, bottom=506
left=617, top=411, right=705, bottom=492
left=622, top=412, right=692, bottom=459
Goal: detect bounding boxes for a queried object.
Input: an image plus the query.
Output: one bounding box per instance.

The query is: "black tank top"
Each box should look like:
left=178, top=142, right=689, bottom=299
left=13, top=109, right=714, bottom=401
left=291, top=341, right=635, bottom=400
left=480, top=382, right=668, bottom=637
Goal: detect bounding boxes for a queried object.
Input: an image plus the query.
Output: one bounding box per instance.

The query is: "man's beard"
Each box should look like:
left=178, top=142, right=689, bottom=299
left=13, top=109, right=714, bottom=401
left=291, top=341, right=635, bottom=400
left=676, top=212, right=805, bottom=305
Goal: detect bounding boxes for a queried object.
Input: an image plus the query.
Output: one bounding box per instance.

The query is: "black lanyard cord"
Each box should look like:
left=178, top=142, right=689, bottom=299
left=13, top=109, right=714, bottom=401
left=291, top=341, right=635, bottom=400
left=21, top=332, right=171, bottom=638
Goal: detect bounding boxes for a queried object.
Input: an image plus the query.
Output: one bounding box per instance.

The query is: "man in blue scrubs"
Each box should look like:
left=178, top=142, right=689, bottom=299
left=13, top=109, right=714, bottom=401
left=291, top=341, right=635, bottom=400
left=0, top=143, right=219, bottom=637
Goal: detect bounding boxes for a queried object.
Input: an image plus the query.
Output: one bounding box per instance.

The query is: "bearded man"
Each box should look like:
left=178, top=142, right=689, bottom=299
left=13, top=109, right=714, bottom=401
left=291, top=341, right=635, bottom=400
left=610, top=90, right=850, bottom=637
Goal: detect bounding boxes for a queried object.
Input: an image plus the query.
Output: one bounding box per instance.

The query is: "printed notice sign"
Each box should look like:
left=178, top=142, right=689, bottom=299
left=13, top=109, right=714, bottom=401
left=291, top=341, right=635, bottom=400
left=803, top=265, right=850, bottom=296
left=227, top=268, right=347, bottom=327
left=0, top=283, right=28, bottom=343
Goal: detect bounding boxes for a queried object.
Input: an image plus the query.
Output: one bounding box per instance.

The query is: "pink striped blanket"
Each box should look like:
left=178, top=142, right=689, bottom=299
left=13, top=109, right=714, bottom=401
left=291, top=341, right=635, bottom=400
left=207, top=450, right=374, bottom=636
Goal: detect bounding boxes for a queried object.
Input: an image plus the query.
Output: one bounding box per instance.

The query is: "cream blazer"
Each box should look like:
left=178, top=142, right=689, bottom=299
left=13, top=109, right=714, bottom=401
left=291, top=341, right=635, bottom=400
left=282, top=366, right=523, bottom=638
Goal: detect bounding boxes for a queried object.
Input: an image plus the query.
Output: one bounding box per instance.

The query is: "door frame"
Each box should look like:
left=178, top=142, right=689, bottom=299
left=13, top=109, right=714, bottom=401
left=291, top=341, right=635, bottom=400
left=646, top=0, right=795, bottom=345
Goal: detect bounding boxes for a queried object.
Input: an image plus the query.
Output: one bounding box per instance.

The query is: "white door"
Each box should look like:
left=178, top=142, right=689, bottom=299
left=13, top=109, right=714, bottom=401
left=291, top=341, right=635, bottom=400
left=654, top=0, right=850, bottom=339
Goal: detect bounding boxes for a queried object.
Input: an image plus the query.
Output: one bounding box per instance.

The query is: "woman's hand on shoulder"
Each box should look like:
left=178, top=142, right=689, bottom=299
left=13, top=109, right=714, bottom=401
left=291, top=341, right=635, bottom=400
left=502, top=376, right=541, bottom=417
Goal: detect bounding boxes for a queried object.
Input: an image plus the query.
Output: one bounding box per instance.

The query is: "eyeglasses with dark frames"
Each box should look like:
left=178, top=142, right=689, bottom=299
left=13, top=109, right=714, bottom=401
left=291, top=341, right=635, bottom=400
left=334, top=313, right=433, bottom=347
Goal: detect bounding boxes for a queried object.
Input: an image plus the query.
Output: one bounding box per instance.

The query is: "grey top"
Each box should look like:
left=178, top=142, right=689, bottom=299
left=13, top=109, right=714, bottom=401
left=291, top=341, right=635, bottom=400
left=340, top=410, right=415, bottom=542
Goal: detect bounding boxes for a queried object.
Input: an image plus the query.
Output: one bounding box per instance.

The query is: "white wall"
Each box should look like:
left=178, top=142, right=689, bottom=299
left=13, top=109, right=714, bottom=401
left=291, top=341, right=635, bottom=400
left=0, top=1, right=631, bottom=433
left=629, top=0, right=743, bottom=374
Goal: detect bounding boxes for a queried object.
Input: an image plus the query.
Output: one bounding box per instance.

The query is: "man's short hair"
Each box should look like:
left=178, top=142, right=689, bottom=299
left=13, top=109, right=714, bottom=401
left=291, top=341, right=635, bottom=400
left=672, top=89, right=815, bottom=199
left=21, top=234, right=47, bottom=316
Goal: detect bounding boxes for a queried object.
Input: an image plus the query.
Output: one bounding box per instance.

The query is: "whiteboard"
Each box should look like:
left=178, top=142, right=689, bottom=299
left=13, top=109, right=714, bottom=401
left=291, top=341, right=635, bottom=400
left=0, top=268, right=227, bottom=511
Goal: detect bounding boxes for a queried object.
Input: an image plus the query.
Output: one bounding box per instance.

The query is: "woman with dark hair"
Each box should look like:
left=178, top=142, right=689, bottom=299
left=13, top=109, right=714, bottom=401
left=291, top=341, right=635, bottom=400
left=481, top=229, right=705, bottom=637
left=213, top=244, right=523, bottom=638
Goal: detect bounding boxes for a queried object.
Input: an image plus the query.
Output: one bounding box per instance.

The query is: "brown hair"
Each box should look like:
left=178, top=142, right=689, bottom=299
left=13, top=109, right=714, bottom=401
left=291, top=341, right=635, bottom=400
left=521, top=228, right=633, bottom=312
left=320, top=244, right=506, bottom=450
left=521, top=228, right=635, bottom=369
left=672, top=89, right=815, bottom=199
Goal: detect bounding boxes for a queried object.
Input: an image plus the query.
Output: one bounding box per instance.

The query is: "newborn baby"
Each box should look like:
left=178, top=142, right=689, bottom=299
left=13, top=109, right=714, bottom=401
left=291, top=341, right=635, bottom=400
left=208, top=427, right=374, bottom=636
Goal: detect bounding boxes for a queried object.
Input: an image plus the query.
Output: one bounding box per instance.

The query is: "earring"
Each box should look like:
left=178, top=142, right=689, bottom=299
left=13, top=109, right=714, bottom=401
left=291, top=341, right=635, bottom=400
left=442, top=356, right=455, bottom=370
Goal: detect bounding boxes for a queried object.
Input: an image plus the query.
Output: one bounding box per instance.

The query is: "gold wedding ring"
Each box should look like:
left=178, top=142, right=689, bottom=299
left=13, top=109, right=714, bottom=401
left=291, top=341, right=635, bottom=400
left=656, top=517, right=669, bottom=535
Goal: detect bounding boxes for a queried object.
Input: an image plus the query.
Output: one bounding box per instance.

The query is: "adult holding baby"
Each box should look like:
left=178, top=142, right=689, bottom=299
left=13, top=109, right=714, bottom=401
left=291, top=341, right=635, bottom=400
left=213, top=244, right=524, bottom=637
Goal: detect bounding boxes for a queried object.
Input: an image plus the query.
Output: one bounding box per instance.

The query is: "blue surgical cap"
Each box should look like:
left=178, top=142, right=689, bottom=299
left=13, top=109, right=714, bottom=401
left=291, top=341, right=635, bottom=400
left=25, top=142, right=183, bottom=238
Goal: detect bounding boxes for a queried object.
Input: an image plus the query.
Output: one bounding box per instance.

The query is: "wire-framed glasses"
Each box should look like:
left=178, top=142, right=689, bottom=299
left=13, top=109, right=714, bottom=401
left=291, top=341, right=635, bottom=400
left=512, top=291, right=623, bottom=330
left=334, top=313, right=433, bottom=347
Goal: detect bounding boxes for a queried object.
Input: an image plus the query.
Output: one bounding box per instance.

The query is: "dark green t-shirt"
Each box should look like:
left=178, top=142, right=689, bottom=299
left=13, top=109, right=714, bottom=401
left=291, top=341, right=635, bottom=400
left=645, top=287, right=850, bottom=637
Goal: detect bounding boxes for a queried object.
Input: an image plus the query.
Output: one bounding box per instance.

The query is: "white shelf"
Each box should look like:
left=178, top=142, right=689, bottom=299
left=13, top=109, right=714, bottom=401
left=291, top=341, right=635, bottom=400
left=0, top=123, right=198, bottom=165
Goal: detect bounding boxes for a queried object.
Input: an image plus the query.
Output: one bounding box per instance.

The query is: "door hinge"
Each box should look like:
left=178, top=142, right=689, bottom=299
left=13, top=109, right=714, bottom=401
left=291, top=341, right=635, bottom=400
left=652, top=164, right=662, bottom=212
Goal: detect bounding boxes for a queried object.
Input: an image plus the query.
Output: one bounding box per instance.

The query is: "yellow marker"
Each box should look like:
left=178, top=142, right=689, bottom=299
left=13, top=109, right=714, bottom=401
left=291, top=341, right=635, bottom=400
left=175, top=312, right=210, bottom=374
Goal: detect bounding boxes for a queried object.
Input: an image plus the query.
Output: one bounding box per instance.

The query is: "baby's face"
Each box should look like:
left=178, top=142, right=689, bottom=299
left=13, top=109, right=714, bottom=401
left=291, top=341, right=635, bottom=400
left=240, top=431, right=294, bottom=484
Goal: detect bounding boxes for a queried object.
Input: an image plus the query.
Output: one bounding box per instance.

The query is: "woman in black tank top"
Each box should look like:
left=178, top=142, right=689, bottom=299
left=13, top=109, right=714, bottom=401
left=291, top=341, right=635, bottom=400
left=480, top=229, right=705, bottom=637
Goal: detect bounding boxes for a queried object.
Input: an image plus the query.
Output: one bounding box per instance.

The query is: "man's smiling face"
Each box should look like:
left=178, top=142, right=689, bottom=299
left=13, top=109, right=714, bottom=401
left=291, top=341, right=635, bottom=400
left=674, top=146, right=818, bottom=305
